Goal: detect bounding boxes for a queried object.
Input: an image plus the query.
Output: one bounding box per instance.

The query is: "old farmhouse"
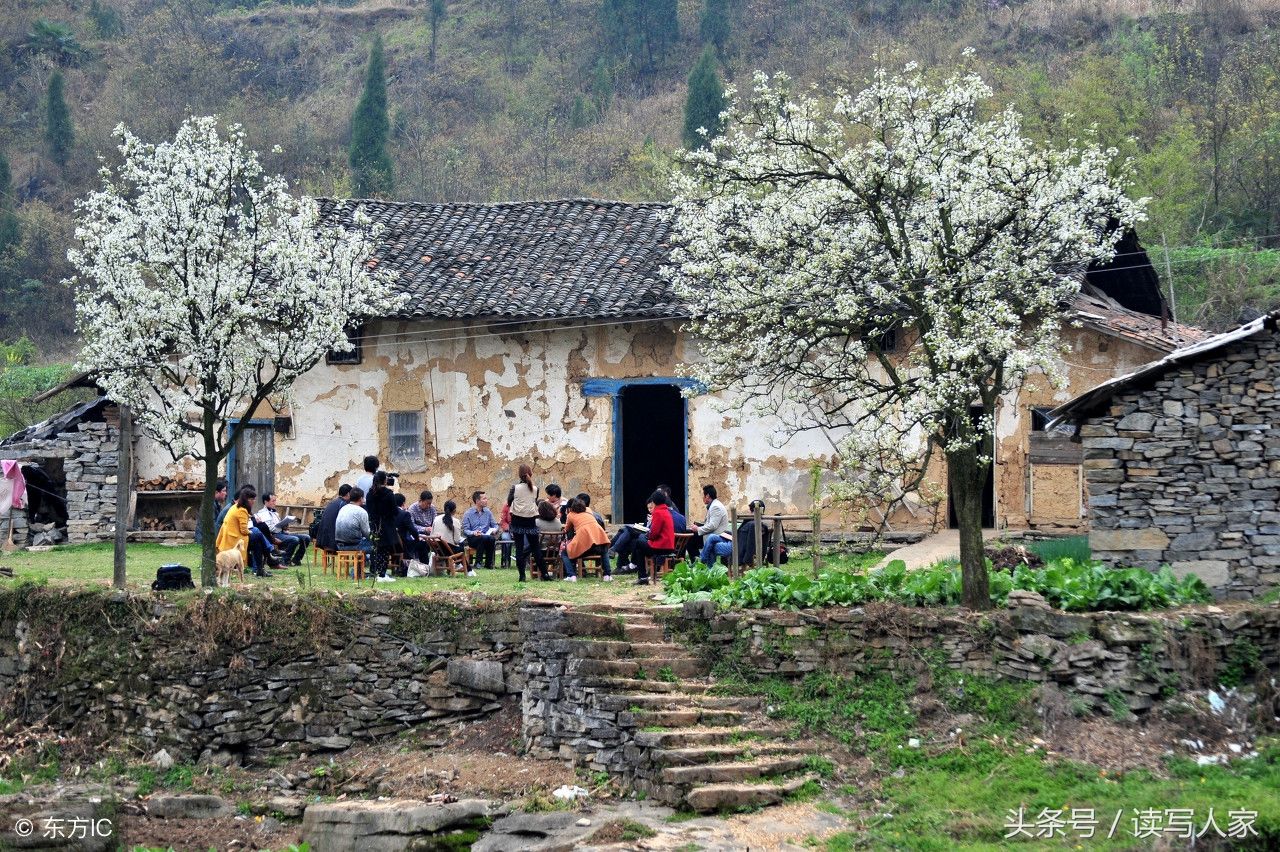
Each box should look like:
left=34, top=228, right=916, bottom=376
left=1049, top=309, right=1280, bottom=599
left=28, top=199, right=1206, bottom=543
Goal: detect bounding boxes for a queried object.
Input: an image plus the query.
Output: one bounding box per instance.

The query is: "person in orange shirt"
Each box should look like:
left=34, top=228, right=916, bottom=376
left=560, top=498, right=612, bottom=582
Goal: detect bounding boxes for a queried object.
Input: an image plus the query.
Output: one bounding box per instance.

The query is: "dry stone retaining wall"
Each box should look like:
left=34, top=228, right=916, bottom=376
left=1079, top=330, right=1280, bottom=599
left=0, top=590, right=524, bottom=764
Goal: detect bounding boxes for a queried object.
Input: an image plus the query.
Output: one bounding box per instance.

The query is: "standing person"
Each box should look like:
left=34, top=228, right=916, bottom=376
left=462, top=491, right=498, bottom=570
left=498, top=499, right=513, bottom=569
left=561, top=498, right=612, bottom=582
left=316, top=484, right=352, bottom=553
left=633, top=490, right=675, bottom=586
left=508, top=464, right=545, bottom=582
left=215, top=486, right=256, bottom=585
left=431, top=499, right=475, bottom=576
left=256, top=492, right=310, bottom=565
left=366, top=471, right=399, bottom=582
left=356, top=455, right=379, bottom=494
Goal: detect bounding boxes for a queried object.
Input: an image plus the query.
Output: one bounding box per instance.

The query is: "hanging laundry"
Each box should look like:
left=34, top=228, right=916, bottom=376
left=0, top=460, right=27, bottom=513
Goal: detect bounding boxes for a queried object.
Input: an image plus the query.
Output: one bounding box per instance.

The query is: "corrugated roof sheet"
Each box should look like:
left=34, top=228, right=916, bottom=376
left=1048, top=309, right=1280, bottom=428
left=319, top=198, right=682, bottom=321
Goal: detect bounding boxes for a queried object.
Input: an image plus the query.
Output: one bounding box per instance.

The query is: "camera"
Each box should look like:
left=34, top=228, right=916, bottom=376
left=385, top=471, right=399, bottom=487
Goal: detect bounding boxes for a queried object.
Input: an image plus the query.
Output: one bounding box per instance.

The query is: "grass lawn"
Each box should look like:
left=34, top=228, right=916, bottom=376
left=0, top=541, right=884, bottom=605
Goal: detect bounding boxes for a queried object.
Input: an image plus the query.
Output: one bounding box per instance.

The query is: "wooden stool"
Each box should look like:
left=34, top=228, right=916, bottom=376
left=334, top=550, right=365, bottom=581
left=313, top=547, right=336, bottom=575
left=643, top=550, right=676, bottom=583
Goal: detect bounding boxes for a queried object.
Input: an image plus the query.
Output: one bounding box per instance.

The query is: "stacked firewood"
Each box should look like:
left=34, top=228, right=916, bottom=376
left=138, top=516, right=177, bottom=531
left=136, top=473, right=205, bottom=491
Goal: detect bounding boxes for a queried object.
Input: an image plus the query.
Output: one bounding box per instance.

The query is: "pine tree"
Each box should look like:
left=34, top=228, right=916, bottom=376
left=349, top=36, right=394, bottom=197
left=648, top=0, right=679, bottom=59
left=45, top=71, right=75, bottom=168
left=683, top=46, right=725, bottom=150
left=0, top=151, right=19, bottom=256
left=591, top=58, right=613, bottom=115
left=428, top=0, right=446, bottom=67
left=700, top=0, right=730, bottom=57
left=569, top=95, right=595, bottom=129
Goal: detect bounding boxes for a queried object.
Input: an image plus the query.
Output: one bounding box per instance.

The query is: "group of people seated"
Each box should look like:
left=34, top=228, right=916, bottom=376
left=209, top=452, right=775, bottom=587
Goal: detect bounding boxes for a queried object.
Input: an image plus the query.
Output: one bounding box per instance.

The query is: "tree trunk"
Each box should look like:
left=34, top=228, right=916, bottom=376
left=947, top=442, right=991, bottom=610
left=113, top=404, right=131, bottom=589
left=200, top=414, right=219, bottom=587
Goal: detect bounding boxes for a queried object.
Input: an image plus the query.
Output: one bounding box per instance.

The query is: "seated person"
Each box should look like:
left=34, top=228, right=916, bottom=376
left=394, top=492, right=426, bottom=566
left=498, top=500, right=513, bottom=569
left=462, top=490, right=498, bottom=569
left=217, top=490, right=282, bottom=573
left=316, top=484, right=352, bottom=552
left=431, top=499, right=475, bottom=576
left=545, top=483, right=566, bottom=524
left=561, top=498, right=612, bottom=582
left=632, top=490, right=675, bottom=586
left=575, top=492, right=608, bottom=529
left=688, top=484, right=729, bottom=560
left=700, top=499, right=771, bottom=567
left=536, top=499, right=563, bottom=533
left=256, top=492, right=310, bottom=565
left=334, top=487, right=374, bottom=562
left=657, top=484, right=688, bottom=533
left=409, top=491, right=436, bottom=538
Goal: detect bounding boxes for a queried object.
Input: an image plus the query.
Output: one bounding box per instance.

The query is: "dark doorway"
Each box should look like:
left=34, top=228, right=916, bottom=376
left=233, top=423, right=275, bottom=497
left=619, top=384, right=686, bottom=522
left=948, top=407, right=996, bottom=529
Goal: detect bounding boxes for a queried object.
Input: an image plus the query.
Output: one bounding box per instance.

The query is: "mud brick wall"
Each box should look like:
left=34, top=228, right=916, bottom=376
left=1078, top=330, right=1280, bottom=599
left=0, top=590, right=523, bottom=764
left=665, top=598, right=1280, bottom=714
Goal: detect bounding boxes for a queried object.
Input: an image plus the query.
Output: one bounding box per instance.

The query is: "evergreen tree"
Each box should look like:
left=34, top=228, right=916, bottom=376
left=700, top=0, right=730, bottom=57
left=648, top=0, right=679, bottom=59
left=602, top=0, right=677, bottom=72
left=428, top=0, right=446, bottom=67
left=45, top=71, right=75, bottom=168
left=349, top=36, right=394, bottom=197
left=0, top=152, right=17, bottom=253
left=683, top=46, right=725, bottom=150
left=591, top=58, right=613, bottom=115
left=569, top=95, right=595, bottom=129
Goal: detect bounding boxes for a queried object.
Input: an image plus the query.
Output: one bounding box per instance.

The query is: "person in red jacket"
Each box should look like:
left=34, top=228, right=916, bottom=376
left=633, top=489, right=675, bottom=586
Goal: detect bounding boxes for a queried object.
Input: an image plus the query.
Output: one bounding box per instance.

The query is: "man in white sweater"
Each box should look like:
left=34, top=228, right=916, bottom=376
left=691, top=484, right=730, bottom=563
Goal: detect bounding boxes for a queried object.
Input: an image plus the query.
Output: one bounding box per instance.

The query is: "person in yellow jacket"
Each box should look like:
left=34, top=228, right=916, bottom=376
left=215, top=486, right=256, bottom=586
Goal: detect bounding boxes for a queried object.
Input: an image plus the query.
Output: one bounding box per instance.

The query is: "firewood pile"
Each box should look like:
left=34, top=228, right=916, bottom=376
left=136, top=473, right=205, bottom=491
left=138, top=516, right=177, bottom=531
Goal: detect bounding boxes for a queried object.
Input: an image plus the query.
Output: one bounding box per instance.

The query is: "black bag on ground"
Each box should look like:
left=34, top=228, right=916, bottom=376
left=152, top=563, right=194, bottom=591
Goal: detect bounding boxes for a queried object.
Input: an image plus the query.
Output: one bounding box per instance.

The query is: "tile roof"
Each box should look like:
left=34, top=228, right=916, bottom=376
left=318, top=198, right=682, bottom=321
left=1069, top=286, right=1210, bottom=353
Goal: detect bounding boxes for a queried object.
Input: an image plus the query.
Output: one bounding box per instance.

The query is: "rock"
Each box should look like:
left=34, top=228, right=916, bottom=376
left=471, top=811, right=602, bottom=852
left=148, top=794, right=234, bottom=820
left=1116, top=412, right=1157, bottom=432
left=1005, top=590, right=1050, bottom=610
left=447, top=659, right=505, bottom=695
left=268, top=796, right=306, bottom=818
left=1170, top=560, right=1230, bottom=589
left=151, top=749, right=175, bottom=770
left=1089, top=528, right=1170, bottom=552
left=575, top=818, right=592, bottom=827
left=302, top=799, right=502, bottom=852
left=551, top=785, right=589, bottom=801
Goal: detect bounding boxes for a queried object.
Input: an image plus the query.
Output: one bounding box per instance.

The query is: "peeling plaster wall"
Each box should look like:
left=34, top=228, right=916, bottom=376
left=129, top=321, right=1169, bottom=531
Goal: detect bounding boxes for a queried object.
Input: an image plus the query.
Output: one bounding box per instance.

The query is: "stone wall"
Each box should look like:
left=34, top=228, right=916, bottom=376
left=0, top=589, right=524, bottom=763
left=1079, top=330, right=1280, bottom=599
left=1, top=418, right=120, bottom=545
left=660, top=597, right=1280, bottom=714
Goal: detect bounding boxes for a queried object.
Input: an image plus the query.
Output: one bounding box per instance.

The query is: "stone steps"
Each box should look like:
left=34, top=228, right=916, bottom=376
left=596, top=693, right=762, bottom=712
left=592, top=677, right=711, bottom=695
left=660, top=755, right=809, bottom=785
left=570, top=657, right=707, bottom=680
left=649, top=741, right=809, bottom=766
left=630, top=707, right=749, bottom=728
left=621, top=623, right=665, bottom=642
left=684, top=774, right=818, bottom=813
left=633, top=725, right=787, bottom=749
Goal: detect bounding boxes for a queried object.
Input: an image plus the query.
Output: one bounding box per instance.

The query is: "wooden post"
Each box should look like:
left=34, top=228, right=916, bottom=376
left=113, top=404, right=132, bottom=590
left=729, top=506, right=739, bottom=579
left=753, top=502, right=764, bottom=571
left=812, top=513, right=821, bottom=578
left=772, top=516, right=782, bottom=567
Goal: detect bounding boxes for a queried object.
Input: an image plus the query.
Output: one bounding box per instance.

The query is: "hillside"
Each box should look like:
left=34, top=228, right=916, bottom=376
left=2, top=0, right=1280, bottom=350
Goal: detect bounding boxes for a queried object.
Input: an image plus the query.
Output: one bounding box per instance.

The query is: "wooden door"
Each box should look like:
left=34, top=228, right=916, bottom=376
left=234, top=424, right=275, bottom=496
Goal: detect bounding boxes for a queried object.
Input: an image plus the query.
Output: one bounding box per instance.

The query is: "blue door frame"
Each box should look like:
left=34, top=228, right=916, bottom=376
left=226, top=417, right=276, bottom=497
left=581, top=377, right=703, bottom=522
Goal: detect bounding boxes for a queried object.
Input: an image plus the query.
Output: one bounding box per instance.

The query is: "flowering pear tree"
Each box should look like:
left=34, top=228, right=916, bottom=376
left=70, top=116, right=404, bottom=586
left=668, top=63, right=1145, bottom=609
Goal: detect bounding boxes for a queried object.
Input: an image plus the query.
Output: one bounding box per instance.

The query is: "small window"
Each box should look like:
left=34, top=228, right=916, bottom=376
left=388, top=411, right=423, bottom=462
left=326, top=327, right=363, bottom=365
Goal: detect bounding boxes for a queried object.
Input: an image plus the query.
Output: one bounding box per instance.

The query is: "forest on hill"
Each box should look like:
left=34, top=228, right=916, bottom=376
left=1, top=0, right=1279, bottom=360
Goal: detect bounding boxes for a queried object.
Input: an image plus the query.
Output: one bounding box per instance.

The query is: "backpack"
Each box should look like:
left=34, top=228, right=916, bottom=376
left=308, top=514, right=322, bottom=541
left=152, top=564, right=194, bottom=591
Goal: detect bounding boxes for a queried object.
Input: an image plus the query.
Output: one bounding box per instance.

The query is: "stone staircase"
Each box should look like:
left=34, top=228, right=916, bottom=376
left=526, top=604, right=819, bottom=813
